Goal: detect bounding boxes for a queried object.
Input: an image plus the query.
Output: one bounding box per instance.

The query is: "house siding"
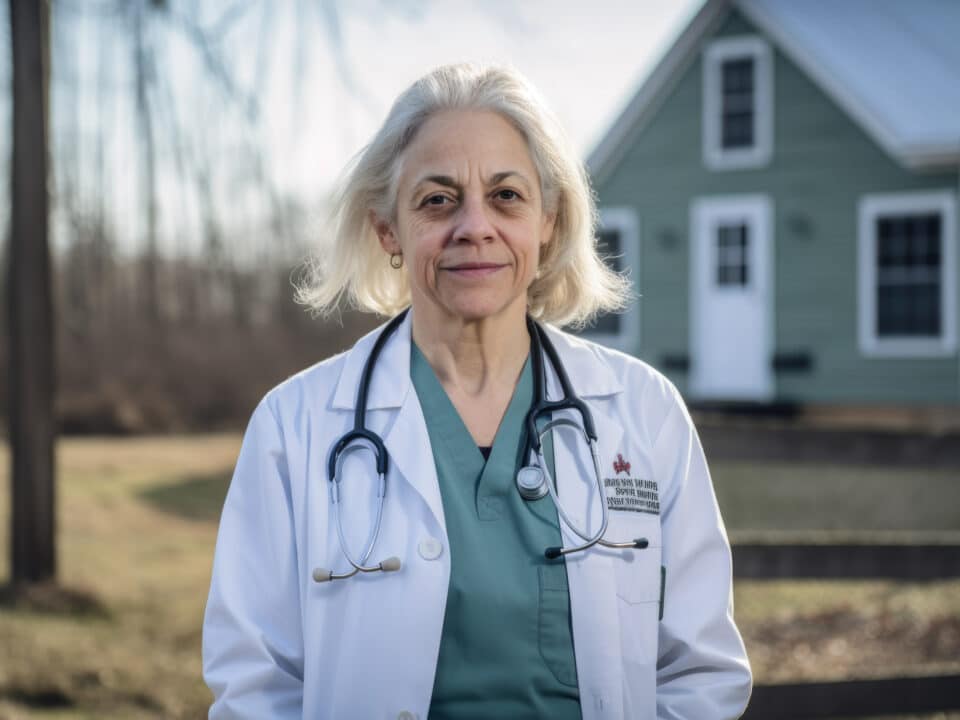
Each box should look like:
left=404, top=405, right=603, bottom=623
left=595, top=6, right=959, bottom=405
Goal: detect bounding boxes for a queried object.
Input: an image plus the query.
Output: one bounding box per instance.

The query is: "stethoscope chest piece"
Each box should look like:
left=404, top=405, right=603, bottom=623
left=515, top=465, right=548, bottom=501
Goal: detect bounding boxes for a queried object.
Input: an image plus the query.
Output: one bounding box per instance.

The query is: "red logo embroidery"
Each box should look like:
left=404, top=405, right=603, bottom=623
left=613, top=453, right=631, bottom=475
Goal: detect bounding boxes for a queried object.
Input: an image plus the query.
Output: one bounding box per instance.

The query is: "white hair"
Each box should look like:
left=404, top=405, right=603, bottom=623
left=297, top=62, right=630, bottom=328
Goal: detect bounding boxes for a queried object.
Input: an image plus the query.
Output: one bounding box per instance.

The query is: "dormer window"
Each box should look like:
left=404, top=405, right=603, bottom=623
left=720, top=58, right=754, bottom=149
left=703, top=36, right=773, bottom=170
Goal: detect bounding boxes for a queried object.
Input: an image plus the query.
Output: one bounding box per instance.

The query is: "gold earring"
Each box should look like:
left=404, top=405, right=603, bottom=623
left=390, top=253, right=403, bottom=269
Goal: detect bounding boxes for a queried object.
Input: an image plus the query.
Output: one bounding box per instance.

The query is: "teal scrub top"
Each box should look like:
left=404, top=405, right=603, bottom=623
left=410, top=343, right=581, bottom=719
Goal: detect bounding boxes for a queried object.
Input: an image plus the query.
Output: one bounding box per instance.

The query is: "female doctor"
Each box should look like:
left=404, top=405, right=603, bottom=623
left=202, top=63, right=752, bottom=719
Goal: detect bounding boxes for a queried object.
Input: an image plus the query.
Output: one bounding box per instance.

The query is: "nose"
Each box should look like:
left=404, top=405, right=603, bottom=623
left=452, top=193, right=495, bottom=244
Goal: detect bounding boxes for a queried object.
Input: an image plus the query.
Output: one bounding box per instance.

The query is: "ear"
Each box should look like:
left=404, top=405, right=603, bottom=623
left=370, top=210, right=400, bottom=255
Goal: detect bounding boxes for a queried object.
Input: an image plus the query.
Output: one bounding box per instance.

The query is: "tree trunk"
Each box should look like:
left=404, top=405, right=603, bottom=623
left=8, top=0, right=55, bottom=585
left=133, top=0, right=160, bottom=324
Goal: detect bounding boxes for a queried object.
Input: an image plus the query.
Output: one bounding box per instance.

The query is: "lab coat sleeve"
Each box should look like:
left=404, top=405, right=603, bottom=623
left=652, top=386, right=752, bottom=719
left=202, top=396, right=305, bottom=719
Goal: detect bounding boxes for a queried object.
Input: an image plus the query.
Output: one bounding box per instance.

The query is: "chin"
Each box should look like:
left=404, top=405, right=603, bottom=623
left=425, top=287, right=529, bottom=325
left=448, top=307, right=500, bottom=323
left=448, top=302, right=525, bottom=325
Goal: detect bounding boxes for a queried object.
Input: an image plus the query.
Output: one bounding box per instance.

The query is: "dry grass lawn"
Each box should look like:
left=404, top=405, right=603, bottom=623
left=0, top=435, right=958, bottom=718
left=0, top=435, right=240, bottom=719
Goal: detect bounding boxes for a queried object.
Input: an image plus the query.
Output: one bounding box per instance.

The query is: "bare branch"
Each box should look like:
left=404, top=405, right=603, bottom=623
left=162, top=5, right=260, bottom=122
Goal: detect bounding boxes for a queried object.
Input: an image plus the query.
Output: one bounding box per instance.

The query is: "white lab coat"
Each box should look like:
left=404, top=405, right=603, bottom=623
left=203, top=313, right=752, bottom=719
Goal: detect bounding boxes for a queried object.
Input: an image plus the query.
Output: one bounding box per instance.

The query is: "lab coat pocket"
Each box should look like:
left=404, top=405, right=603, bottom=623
left=538, top=564, right=579, bottom=687
left=613, top=544, right=662, bottom=605
left=613, top=545, right=663, bottom=666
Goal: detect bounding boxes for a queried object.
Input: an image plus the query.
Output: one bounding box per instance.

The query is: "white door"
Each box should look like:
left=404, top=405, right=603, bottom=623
left=690, top=195, right=773, bottom=400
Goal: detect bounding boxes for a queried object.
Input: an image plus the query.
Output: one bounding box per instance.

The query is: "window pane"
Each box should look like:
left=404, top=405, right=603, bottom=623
left=722, top=58, right=754, bottom=92
left=877, top=218, right=907, bottom=266
left=716, top=223, right=748, bottom=287
left=875, top=212, right=942, bottom=337
left=722, top=114, right=753, bottom=148
left=721, top=57, right=754, bottom=149
left=913, top=283, right=941, bottom=335
left=913, top=215, right=941, bottom=266
left=877, top=285, right=906, bottom=335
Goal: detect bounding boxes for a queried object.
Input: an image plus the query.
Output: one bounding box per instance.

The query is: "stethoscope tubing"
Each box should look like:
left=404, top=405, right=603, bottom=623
left=315, top=309, right=648, bottom=583
left=534, top=421, right=649, bottom=559
left=331, top=445, right=387, bottom=577
left=314, top=311, right=409, bottom=583
left=534, top=420, right=609, bottom=558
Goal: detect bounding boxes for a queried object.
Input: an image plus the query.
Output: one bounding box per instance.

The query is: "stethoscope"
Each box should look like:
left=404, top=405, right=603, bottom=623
left=312, top=308, right=648, bottom=584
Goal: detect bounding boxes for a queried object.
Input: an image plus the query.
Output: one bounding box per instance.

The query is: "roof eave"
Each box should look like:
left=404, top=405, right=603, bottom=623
left=586, top=0, right=731, bottom=187
left=734, top=0, right=960, bottom=175
left=587, top=0, right=960, bottom=188
left=898, top=146, right=960, bottom=171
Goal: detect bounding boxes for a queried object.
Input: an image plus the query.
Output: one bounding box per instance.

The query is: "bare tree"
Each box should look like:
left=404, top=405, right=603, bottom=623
left=132, top=0, right=161, bottom=324
left=2, top=0, right=425, bottom=442
left=8, top=0, right=55, bottom=584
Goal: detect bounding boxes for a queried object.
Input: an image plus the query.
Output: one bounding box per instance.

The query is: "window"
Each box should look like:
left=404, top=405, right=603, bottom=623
left=721, top=59, right=754, bottom=149
left=576, top=208, right=640, bottom=352
left=703, top=36, right=772, bottom=170
left=858, top=191, right=957, bottom=357
left=716, top=223, right=749, bottom=287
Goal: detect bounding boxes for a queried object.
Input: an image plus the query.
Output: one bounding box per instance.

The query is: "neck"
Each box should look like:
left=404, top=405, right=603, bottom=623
left=411, top=303, right=530, bottom=397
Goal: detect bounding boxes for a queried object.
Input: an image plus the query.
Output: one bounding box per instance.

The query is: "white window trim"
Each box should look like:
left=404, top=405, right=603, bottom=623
left=857, top=190, right=958, bottom=358
left=582, top=207, right=641, bottom=353
left=702, top=35, right=773, bottom=171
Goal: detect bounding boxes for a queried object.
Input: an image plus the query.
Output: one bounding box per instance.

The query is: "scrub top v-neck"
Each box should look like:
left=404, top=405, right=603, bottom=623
left=410, top=342, right=581, bottom=720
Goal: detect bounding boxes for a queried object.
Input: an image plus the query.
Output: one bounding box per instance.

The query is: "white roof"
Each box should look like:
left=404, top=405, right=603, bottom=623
left=589, top=0, right=960, bottom=180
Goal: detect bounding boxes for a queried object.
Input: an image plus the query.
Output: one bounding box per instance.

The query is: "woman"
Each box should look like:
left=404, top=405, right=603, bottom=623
left=203, top=63, right=751, bottom=719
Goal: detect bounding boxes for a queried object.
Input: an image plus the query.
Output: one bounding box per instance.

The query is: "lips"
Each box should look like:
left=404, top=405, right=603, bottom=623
left=441, top=262, right=507, bottom=278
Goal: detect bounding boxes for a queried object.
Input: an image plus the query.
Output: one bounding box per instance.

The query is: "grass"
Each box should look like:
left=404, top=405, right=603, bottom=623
left=712, top=460, right=960, bottom=536
left=0, top=436, right=958, bottom=718
left=0, top=435, right=240, bottom=719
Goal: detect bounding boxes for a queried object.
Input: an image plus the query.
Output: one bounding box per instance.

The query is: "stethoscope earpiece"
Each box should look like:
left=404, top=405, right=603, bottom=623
left=379, top=557, right=402, bottom=572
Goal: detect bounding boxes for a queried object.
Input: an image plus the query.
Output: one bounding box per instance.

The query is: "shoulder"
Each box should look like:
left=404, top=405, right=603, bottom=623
left=543, top=326, right=682, bottom=405
left=543, top=326, right=689, bottom=444
left=256, top=322, right=385, bottom=421
left=264, top=352, right=349, bottom=414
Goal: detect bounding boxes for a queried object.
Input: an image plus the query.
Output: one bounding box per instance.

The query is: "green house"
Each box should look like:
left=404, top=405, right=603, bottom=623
left=583, top=0, right=960, bottom=407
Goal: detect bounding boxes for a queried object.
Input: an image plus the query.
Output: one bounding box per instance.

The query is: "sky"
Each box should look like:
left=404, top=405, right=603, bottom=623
left=40, top=0, right=706, bottom=257
left=248, top=0, right=705, bottom=201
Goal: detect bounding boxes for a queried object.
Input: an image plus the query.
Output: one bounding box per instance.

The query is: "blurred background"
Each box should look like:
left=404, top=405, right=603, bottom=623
left=1, top=0, right=958, bottom=718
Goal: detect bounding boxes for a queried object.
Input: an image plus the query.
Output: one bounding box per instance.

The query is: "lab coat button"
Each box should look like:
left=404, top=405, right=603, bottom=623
left=397, top=712, right=417, bottom=720
left=417, top=537, right=443, bottom=561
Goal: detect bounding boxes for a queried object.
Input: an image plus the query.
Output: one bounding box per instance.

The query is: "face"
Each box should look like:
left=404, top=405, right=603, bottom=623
left=374, top=109, right=555, bottom=325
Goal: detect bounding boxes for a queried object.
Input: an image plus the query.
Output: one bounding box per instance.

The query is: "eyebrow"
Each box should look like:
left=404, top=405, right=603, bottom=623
left=412, top=170, right=533, bottom=194
left=416, top=175, right=459, bottom=191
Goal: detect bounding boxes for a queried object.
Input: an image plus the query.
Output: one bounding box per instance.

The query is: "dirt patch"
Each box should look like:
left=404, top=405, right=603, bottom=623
left=738, top=580, right=960, bottom=684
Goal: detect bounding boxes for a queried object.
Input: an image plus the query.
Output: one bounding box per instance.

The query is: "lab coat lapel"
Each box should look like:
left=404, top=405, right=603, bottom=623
left=331, top=312, right=446, bottom=531
left=546, top=339, right=626, bottom=720
left=383, top=387, right=446, bottom=533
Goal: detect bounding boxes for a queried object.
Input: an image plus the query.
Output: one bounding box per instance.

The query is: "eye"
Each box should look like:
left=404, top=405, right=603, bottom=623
left=495, top=188, right=521, bottom=201
left=420, top=193, right=454, bottom=208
